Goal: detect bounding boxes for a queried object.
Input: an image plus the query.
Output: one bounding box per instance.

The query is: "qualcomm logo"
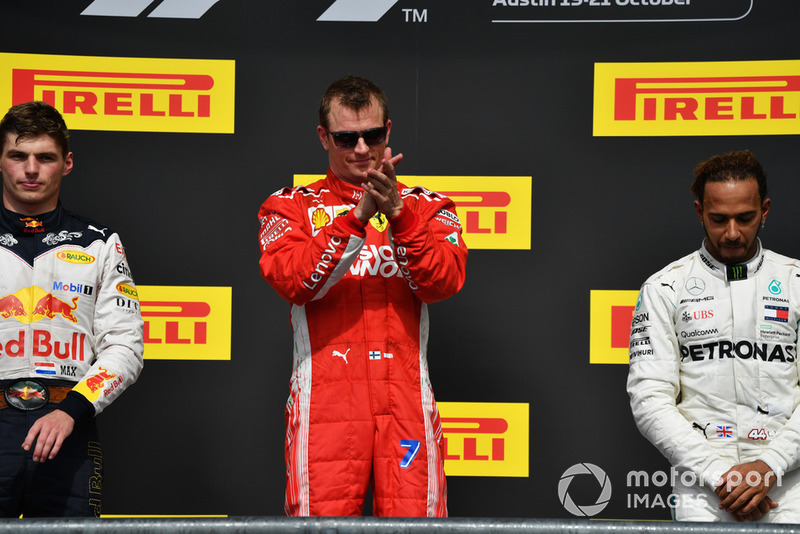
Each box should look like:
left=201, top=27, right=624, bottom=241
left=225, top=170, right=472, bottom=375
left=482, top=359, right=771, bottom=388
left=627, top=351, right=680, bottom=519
left=81, top=0, right=221, bottom=19
left=558, top=463, right=612, bottom=517
left=317, top=0, right=399, bottom=22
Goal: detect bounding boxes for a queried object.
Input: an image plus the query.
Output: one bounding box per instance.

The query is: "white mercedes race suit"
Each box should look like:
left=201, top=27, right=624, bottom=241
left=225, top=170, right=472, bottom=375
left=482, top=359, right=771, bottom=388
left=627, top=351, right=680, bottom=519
left=628, top=240, right=800, bottom=522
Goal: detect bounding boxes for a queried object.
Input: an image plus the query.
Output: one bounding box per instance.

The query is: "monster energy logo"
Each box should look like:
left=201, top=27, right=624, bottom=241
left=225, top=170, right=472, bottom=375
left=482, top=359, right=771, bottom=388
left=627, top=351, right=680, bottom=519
left=727, top=265, right=747, bottom=281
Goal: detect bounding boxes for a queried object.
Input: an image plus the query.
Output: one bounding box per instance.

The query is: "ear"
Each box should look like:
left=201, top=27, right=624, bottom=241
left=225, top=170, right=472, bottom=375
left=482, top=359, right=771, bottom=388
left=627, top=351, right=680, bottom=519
left=62, top=152, right=74, bottom=177
left=694, top=199, right=703, bottom=223
left=384, top=119, right=392, bottom=145
left=317, top=125, right=329, bottom=150
left=761, top=197, right=771, bottom=222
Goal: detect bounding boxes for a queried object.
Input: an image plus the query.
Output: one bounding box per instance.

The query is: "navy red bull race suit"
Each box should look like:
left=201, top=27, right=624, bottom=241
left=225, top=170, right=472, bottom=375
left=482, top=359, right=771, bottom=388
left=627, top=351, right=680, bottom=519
left=0, top=203, right=143, bottom=517
left=258, top=170, right=467, bottom=516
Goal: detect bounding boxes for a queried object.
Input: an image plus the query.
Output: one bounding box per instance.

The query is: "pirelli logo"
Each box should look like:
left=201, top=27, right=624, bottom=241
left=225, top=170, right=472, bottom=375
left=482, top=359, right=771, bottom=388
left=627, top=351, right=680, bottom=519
left=439, top=402, right=529, bottom=477
left=589, top=290, right=639, bottom=364
left=594, top=60, right=800, bottom=136
left=0, top=53, right=235, bottom=133
left=138, top=286, right=232, bottom=360
left=293, top=175, right=532, bottom=250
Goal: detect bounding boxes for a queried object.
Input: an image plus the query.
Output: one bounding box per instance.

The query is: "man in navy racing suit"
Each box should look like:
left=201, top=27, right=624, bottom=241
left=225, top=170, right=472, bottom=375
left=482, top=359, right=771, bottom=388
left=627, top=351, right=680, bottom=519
left=628, top=150, right=800, bottom=523
left=0, top=102, right=144, bottom=517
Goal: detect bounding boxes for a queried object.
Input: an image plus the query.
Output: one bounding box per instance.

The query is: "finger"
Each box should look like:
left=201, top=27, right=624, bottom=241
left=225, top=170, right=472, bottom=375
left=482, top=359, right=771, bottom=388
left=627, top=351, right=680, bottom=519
left=33, top=433, right=51, bottom=463
left=47, top=435, right=65, bottom=461
left=756, top=499, right=770, bottom=515
left=725, top=488, right=759, bottom=513
left=380, top=151, right=403, bottom=177
left=383, top=154, right=403, bottom=176
left=739, top=495, right=762, bottom=515
left=719, top=484, right=747, bottom=509
left=21, top=424, right=40, bottom=452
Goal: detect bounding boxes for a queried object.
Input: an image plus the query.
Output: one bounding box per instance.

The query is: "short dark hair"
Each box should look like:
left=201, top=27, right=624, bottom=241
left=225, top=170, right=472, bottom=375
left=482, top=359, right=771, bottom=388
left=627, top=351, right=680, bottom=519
left=318, top=75, right=389, bottom=130
left=692, top=150, right=767, bottom=203
left=0, top=101, right=70, bottom=157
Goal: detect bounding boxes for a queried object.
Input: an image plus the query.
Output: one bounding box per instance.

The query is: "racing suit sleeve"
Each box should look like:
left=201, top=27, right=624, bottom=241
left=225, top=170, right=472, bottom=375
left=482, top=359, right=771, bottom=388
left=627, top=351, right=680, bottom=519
left=387, top=192, right=468, bottom=304
left=66, top=234, right=144, bottom=420
left=760, top=408, right=800, bottom=478
left=258, top=188, right=367, bottom=305
left=627, top=280, right=730, bottom=488
left=756, top=274, right=800, bottom=478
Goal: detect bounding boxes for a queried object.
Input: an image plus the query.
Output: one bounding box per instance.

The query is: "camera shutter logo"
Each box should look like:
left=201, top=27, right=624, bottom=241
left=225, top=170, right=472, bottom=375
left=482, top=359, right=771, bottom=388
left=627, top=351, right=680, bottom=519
left=558, top=463, right=612, bottom=517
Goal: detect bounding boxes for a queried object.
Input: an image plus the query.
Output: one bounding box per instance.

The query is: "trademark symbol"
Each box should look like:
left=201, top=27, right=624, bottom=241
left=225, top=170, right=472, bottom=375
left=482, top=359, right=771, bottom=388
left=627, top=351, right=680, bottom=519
left=402, top=8, right=427, bottom=22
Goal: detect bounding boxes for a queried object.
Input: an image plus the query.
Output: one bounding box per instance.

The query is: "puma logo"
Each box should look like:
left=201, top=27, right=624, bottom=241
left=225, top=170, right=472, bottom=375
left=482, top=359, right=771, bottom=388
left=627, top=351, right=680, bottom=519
left=692, top=422, right=710, bottom=438
left=332, top=349, right=350, bottom=364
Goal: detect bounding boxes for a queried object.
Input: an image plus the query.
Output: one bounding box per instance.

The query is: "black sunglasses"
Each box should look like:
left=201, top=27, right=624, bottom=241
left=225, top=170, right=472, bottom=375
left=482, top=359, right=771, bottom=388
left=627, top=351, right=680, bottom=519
left=326, top=126, right=388, bottom=149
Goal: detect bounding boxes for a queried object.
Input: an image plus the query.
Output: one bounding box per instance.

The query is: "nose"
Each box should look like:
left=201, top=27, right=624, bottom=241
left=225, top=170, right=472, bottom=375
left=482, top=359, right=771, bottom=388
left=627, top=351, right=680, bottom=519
left=724, top=219, right=741, bottom=241
left=24, top=156, right=38, bottom=175
left=353, top=135, right=370, bottom=154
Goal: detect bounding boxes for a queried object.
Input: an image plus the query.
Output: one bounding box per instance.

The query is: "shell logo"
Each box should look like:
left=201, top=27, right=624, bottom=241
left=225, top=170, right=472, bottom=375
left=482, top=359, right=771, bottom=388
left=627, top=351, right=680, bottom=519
left=312, top=208, right=331, bottom=230
left=56, top=250, right=96, bottom=264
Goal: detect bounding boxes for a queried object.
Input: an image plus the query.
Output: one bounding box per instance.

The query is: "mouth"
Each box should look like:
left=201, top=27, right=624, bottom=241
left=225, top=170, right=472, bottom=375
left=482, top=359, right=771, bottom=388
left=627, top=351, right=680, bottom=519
left=349, top=158, right=374, bottom=168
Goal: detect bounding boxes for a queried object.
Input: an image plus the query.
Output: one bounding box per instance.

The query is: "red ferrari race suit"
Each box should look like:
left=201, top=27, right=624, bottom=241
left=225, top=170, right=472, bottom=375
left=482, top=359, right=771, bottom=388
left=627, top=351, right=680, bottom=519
left=0, top=203, right=144, bottom=517
left=258, top=170, right=467, bottom=517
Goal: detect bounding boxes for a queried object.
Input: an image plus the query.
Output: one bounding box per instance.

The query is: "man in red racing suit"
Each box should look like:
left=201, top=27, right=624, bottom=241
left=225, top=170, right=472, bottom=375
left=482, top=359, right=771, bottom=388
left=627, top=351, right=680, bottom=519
left=258, top=76, right=467, bottom=516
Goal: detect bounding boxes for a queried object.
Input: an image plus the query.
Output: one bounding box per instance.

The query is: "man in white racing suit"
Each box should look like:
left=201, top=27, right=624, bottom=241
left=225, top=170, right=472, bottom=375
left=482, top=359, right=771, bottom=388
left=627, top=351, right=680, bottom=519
left=0, top=101, right=143, bottom=517
left=628, top=150, right=800, bottom=523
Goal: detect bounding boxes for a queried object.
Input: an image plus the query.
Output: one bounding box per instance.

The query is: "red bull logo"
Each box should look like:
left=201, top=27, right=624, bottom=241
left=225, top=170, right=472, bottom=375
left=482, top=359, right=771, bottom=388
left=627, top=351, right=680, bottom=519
left=3, top=380, right=50, bottom=410
left=0, top=294, right=27, bottom=319
left=0, top=286, right=80, bottom=324
left=32, top=294, right=79, bottom=323
left=73, top=366, right=122, bottom=402
left=0, top=329, right=87, bottom=360
left=20, top=217, right=44, bottom=234
left=83, top=367, right=118, bottom=393
left=21, top=218, right=42, bottom=228
left=8, top=384, right=46, bottom=401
